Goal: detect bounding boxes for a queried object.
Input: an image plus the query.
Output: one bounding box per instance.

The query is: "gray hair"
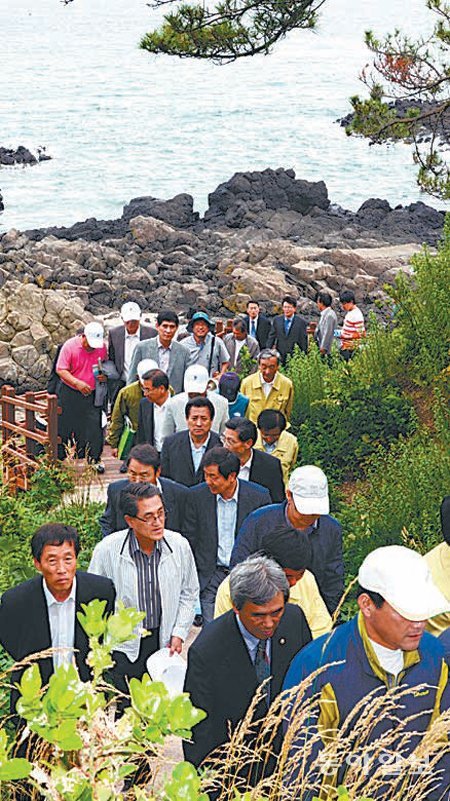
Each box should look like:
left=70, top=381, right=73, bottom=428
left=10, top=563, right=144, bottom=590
left=258, top=348, right=281, bottom=364
left=229, top=555, right=289, bottom=610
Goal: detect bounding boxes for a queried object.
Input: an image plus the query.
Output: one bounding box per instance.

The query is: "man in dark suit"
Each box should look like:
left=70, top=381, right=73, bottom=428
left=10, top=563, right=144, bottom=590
left=136, top=368, right=171, bottom=451
left=128, top=310, right=190, bottom=394
left=183, top=447, right=271, bottom=622
left=99, top=443, right=188, bottom=536
left=183, top=554, right=311, bottom=774
left=0, top=523, right=115, bottom=712
left=108, top=301, right=156, bottom=402
left=160, top=397, right=221, bottom=487
left=222, top=417, right=285, bottom=503
left=244, top=300, right=272, bottom=350
left=267, top=294, right=308, bottom=363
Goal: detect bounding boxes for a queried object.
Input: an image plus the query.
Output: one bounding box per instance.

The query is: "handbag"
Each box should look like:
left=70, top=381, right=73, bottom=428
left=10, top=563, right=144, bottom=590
left=117, top=416, right=136, bottom=460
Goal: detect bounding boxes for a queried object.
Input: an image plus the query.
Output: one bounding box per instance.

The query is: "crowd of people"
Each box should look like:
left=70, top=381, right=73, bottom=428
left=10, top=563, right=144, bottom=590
left=1, top=293, right=449, bottom=798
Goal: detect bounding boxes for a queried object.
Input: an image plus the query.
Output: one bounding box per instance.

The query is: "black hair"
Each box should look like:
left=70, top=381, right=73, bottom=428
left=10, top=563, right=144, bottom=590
left=260, top=526, right=312, bottom=571
left=340, top=290, right=356, bottom=305
left=232, top=318, right=248, bottom=334
left=356, top=584, right=385, bottom=608
left=126, top=443, right=160, bottom=470
left=156, top=310, right=179, bottom=326
left=317, top=291, right=332, bottom=308
left=141, top=368, right=169, bottom=390
left=225, top=417, right=257, bottom=446
left=246, top=300, right=260, bottom=308
left=31, top=523, right=80, bottom=561
left=441, top=496, right=450, bottom=546
left=257, top=409, right=287, bottom=432
left=282, top=295, right=297, bottom=307
left=120, top=482, right=162, bottom=519
left=185, top=396, right=215, bottom=420
left=201, top=446, right=240, bottom=478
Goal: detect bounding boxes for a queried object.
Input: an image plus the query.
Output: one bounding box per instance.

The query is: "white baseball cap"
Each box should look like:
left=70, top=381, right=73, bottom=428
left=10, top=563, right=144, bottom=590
left=84, top=321, right=104, bottom=349
left=121, top=301, right=141, bottom=322
left=184, top=365, right=209, bottom=393
left=288, top=465, right=329, bottom=515
left=137, top=359, right=158, bottom=379
left=358, top=545, right=450, bottom=622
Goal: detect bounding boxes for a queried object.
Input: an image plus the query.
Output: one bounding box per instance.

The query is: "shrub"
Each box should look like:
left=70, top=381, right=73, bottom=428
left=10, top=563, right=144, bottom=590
left=297, top=383, right=417, bottom=483
left=386, top=214, right=450, bottom=384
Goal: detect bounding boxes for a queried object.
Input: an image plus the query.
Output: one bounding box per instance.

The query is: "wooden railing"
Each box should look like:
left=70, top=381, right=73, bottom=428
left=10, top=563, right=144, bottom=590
left=0, top=386, right=60, bottom=492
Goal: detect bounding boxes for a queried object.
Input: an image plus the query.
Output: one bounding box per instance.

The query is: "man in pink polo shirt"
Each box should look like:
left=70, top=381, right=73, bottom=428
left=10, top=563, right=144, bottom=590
left=56, top=322, right=108, bottom=472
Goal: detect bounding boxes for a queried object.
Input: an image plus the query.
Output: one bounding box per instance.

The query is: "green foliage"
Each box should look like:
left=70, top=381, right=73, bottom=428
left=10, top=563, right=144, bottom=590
left=13, top=602, right=207, bottom=800
left=340, top=426, right=450, bottom=585
left=298, top=382, right=416, bottom=483
left=237, top=345, right=258, bottom=379
left=0, top=728, right=30, bottom=782
left=346, top=0, right=450, bottom=198
left=140, top=0, right=324, bottom=63
left=386, top=215, right=450, bottom=384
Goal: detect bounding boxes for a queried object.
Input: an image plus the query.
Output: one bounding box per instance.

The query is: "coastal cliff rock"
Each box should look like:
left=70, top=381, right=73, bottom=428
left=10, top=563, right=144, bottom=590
left=0, top=168, right=446, bottom=389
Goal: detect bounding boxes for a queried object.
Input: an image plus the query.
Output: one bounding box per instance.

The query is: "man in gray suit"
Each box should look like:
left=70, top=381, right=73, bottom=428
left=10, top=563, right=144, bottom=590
left=108, top=301, right=156, bottom=402
left=223, top=318, right=260, bottom=373
left=128, top=310, right=190, bottom=394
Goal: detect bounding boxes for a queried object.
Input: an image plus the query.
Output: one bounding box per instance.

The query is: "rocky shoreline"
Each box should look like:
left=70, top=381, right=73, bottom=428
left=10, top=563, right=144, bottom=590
left=0, top=167, right=447, bottom=389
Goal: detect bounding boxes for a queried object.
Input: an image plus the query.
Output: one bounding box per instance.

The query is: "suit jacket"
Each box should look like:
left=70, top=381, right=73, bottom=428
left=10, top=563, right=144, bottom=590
left=244, top=314, right=272, bottom=350
left=0, top=572, right=115, bottom=710
left=248, top=448, right=285, bottom=503
left=223, top=333, right=260, bottom=372
left=160, top=430, right=221, bottom=487
left=183, top=605, right=312, bottom=768
left=183, top=480, right=271, bottom=590
left=99, top=477, right=188, bottom=536
left=267, top=314, right=308, bottom=362
left=127, top=338, right=190, bottom=394
left=108, top=323, right=156, bottom=378
left=137, top=397, right=155, bottom=446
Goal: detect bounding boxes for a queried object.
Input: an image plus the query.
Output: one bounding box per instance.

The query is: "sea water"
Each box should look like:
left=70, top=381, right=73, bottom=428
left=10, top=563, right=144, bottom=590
left=1, top=0, right=448, bottom=233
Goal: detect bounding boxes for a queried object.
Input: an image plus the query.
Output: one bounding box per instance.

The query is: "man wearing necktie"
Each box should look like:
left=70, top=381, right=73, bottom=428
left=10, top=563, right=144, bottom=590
left=267, top=295, right=308, bottom=364
left=183, top=554, right=311, bottom=777
left=244, top=300, right=272, bottom=350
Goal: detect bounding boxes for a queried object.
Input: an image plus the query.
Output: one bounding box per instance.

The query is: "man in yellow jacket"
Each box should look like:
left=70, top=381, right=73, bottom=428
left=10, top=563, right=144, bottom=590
left=254, top=410, right=298, bottom=485
left=241, top=349, right=294, bottom=425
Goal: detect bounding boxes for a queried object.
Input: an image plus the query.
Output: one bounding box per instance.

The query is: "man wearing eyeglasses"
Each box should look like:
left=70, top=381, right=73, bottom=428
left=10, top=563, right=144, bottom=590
left=89, top=482, right=198, bottom=694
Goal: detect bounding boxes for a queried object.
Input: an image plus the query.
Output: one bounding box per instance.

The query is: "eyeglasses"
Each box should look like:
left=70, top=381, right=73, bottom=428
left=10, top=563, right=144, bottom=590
left=134, top=509, right=165, bottom=525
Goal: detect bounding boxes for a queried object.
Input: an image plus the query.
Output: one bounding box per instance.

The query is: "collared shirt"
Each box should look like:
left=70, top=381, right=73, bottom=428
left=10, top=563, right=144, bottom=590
left=259, top=372, right=274, bottom=398
left=216, top=482, right=239, bottom=567
left=239, top=451, right=253, bottom=482
left=124, top=329, right=141, bottom=381
left=236, top=614, right=272, bottom=665
left=249, top=316, right=258, bottom=338
left=128, top=530, right=162, bottom=630
left=284, top=316, right=293, bottom=334
left=184, top=332, right=229, bottom=376
left=157, top=337, right=172, bottom=374
left=262, top=439, right=278, bottom=454
left=189, top=433, right=211, bottom=472
left=369, top=638, right=404, bottom=678
left=153, top=397, right=170, bottom=452
left=234, top=338, right=246, bottom=361
left=43, top=577, right=77, bottom=669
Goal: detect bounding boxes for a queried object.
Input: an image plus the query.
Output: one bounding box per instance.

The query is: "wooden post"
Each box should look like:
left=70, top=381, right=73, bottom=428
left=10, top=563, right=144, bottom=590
left=24, top=391, right=36, bottom=459
left=47, top=394, right=59, bottom=462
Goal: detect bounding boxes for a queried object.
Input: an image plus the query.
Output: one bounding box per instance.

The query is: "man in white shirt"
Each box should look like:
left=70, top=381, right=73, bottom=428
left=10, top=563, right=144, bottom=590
left=137, top=368, right=171, bottom=451
left=0, top=523, right=115, bottom=711
left=223, top=318, right=260, bottom=373
left=108, top=301, right=156, bottom=402
left=162, top=365, right=229, bottom=437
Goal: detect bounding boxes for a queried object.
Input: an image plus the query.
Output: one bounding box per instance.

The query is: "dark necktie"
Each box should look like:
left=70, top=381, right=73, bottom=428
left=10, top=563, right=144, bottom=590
left=254, top=639, right=270, bottom=703
left=251, top=320, right=257, bottom=338
left=284, top=317, right=291, bottom=335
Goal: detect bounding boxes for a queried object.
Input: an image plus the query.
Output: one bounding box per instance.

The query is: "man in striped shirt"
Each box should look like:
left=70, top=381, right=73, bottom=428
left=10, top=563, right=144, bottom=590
left=89, top=482, right=198, bottom=695
left=339, top=289, right=366, bottom=360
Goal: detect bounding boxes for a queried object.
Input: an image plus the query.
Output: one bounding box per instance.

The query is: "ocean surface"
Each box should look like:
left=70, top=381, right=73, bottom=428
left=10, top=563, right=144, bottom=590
left=1, top=0, right=448, bottom=233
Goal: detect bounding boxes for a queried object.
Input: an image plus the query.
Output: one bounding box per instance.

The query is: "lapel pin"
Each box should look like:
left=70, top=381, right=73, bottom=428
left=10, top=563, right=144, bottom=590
left=279, top=637, right=286, bottom=645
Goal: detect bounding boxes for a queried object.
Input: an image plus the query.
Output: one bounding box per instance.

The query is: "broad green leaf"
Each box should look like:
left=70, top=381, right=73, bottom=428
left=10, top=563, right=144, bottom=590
left=0, top=757, right=31, bottom=781
left=18, top=664, right=42, bottom=700
left=77, top=599, right=108, bottom=638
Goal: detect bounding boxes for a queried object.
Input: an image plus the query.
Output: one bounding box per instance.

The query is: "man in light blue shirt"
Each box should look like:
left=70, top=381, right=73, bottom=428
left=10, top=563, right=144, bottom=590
left=182, top=311, right=230, bottom=378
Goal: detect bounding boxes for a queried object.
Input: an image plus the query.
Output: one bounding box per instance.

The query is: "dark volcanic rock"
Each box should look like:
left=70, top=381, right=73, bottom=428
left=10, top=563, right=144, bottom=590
left=22, top=217, right=129, bottom=243
left=0, top=145, right=52, bottom=167
left=122, top=193, right=198, bottom=227
left=339, top=99, right=450, bottom=145
left=0, top=189, right=3, bottom=212
left=205, top=168, right=330, bottom=226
